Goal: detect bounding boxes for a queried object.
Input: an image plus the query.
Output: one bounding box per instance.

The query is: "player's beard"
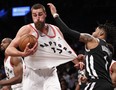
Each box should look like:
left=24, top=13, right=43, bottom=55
left=0, top=46, right=5, bottom=52
left=0, top=48, right=5, bottom=53
left=35, top=21, right=45, bottom=31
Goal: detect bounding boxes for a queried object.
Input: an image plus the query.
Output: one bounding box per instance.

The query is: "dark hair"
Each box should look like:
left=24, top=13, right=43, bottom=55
left=97, top=22, right=116, bottom=46
left=4, top=38, right=12, bottom=43
left=31, top=3, right=46, bottom=12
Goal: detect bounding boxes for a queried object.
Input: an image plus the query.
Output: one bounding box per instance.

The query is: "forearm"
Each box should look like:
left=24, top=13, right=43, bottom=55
left=54, top=16, right=80, bottom=40
left=0, top=77, right=21, bottom=86
left=5, top=47, right=23, bottom=57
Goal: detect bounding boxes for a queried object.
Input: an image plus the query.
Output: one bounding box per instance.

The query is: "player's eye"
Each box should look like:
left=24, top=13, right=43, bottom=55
left=38, top=13, right=43, bottom=16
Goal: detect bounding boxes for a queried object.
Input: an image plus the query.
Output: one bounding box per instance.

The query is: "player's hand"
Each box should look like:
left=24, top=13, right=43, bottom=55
left=78, top=75, right=87, bottom=85
left=22, top=42, right=38, bottom=56
left=74, top=54, right=85, bottom=70
left=47, top=3, right=57, bottom=16
left=0, top=86, right=11, bottom=90
left=81, top=76, right=87, bottom=83
left=74, top=62, right=85, bottom=70
left=76, top=54, right=85, bottom=62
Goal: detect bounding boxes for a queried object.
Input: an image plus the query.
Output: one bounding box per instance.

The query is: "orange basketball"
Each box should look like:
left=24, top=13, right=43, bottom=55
left=19, top=34, right=37, bottom=51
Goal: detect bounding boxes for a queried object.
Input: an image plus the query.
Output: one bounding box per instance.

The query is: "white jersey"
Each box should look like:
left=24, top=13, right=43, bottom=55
left=24, top=23, right=77, bottom=69
left=4, top=56, right=22, bottom=90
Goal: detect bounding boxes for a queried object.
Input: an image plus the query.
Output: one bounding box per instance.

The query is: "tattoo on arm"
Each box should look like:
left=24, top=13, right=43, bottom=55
left=80, top=33, right=93, bottom=43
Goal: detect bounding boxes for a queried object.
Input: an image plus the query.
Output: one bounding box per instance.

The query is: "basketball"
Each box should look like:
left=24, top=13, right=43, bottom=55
left=19, top=34, right=37, bottom=51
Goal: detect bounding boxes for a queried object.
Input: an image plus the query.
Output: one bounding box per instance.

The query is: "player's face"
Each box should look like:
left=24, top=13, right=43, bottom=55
left=92, top=27, right=104, bottom=38
left=0, top=39, right=10, bottom=51
left=31, top=8, right=46, bottom=29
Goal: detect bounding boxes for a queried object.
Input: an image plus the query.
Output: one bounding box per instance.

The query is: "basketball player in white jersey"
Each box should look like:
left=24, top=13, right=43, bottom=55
left=5, top=3, right=80, bottom=90
left=0, top=38, right=23, bottom=90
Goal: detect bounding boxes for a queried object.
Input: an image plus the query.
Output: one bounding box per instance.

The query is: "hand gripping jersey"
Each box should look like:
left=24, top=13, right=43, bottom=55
left=24, top=23, right=77, bottom=70
left=4, top=56, right=23, bottom=90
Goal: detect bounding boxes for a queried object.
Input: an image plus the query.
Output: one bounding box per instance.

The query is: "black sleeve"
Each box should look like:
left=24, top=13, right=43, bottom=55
left=54, top=16, right=80, bottom=40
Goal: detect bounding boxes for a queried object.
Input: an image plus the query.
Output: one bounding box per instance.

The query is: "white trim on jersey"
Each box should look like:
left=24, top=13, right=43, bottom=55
left=104, top=55, right=108, bottom=71
left=84, top=82, right=96, bottom=90
left=86, top=55, right=99, bottom=79
left=90, top=55, right=99, bottom=79
left=86, top=55, right=93, bottom=77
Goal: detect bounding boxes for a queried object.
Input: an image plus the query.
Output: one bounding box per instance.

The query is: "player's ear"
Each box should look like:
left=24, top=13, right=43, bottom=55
left=44, top=11, right=47, bottom=17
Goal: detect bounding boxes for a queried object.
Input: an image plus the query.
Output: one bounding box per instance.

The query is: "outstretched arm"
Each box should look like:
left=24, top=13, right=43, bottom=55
left=48, top=3, right=80, bottom=40
left=48, top=3, right=95, bottom=44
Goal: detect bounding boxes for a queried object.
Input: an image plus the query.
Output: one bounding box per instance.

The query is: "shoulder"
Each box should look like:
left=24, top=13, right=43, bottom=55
left=19, top=24, right=33, bottom=32
left=16, top=23, right=33, bottom=37
left=48, top=24, right=59, bottom=29
left=19, top=24, right=31, bottom=30
left=49, top=24, right=63, bottom=37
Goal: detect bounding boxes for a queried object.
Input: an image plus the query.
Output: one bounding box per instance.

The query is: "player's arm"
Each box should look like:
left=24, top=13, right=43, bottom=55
left=110, top=62, right=116, bottom=87
left=75, top=83, right=80, bottom=90
left=5, top=25, right=35, bottom=57
left=48, top=3, right=95, bottom=44
left=5, top=25, right=27, bottom=56
left=0, top=57, right=23, bottom=86
left=11, top=57, right=23, bottom=84
left=53, top=16, right=97, bottom=46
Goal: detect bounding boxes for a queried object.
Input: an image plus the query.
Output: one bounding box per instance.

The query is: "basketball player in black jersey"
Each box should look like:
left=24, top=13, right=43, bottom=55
left=48, top=3, right=116, bottom=90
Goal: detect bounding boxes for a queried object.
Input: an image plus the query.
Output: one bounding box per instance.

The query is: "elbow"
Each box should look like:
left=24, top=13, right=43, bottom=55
left=15, top=76, right=22, bottom=84
left=17, top=75, right=22, bottom=83
left=17, top=79, right=22, bottom=83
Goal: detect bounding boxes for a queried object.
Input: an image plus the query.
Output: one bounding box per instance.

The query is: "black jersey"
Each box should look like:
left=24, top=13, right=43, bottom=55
left=85, top=39, right=112, bottom=83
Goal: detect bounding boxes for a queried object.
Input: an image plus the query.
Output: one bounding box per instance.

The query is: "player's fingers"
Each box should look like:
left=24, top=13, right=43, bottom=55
left=47, top=3, right=57, bottom=14
left=47, top=3, right=53, bottom=7
left=74, top=63, right=80, bottom=69
left=33, top=42, right=38, bottom=49
left=79, top=62, right=85, bottom=70
left=30, top=42, right=38, bottom=55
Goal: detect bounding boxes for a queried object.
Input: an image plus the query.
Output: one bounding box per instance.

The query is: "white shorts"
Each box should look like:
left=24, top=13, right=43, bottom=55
left=23, top=66, right=61, bottom=90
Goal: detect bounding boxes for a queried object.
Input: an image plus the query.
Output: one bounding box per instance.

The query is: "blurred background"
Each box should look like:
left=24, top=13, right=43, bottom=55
left=1, top=0, right=116, bottom=52
left=0, top=0, right=116, bottom=89
left=0, top=0, right=116, bottom=40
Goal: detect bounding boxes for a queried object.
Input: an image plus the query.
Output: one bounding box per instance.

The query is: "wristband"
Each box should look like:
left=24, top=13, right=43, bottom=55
left=53, top=13, right=59, bottom=18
